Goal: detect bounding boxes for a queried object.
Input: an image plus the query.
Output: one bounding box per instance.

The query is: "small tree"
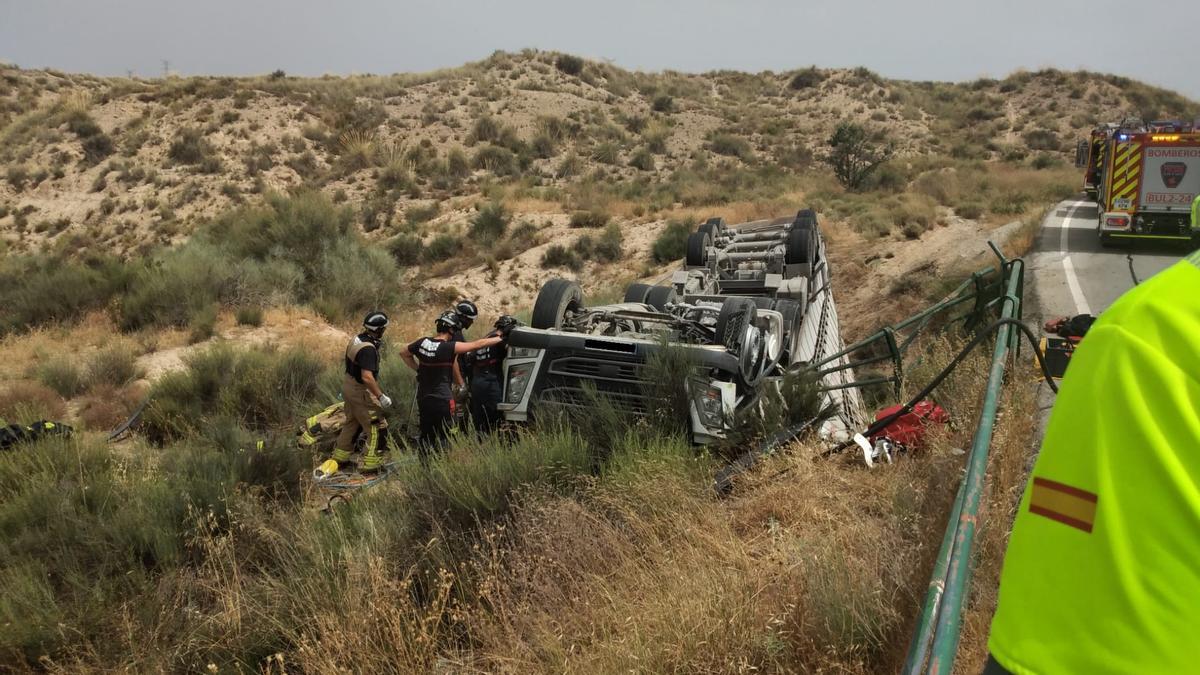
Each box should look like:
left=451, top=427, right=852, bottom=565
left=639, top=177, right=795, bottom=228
left=823, top=122, right=894, bottom=191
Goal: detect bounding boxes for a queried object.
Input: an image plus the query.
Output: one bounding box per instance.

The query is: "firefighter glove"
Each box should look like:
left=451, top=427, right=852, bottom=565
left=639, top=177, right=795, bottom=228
left=378, top=394, right=393, bottom=408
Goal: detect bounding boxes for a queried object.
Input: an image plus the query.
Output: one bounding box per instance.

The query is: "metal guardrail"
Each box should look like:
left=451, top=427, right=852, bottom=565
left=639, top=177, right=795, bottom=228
left=809, top=242, right=1017, bottom=403
left=903, top=249, right=1026, bottom=675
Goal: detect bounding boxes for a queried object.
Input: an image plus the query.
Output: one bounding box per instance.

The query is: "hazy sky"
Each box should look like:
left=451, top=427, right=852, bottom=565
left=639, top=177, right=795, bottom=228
left=2, top=0, right=1198, bottom=100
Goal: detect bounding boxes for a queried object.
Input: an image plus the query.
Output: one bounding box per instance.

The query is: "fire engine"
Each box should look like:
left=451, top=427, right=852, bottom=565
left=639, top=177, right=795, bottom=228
left=1076, top=123, right=1119, bottom=200
left=1094, top=119, right=1200, bottom=246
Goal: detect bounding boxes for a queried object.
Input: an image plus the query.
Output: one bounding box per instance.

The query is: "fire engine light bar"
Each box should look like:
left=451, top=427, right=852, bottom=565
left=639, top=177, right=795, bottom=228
left=1151, top=134, right=1181, bottom=142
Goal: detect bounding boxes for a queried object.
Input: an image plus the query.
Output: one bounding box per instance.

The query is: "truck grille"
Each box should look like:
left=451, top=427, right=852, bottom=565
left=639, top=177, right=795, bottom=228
left=536, top=386, right=649, bottom=416
left=548, top=356, right=643, bottom=383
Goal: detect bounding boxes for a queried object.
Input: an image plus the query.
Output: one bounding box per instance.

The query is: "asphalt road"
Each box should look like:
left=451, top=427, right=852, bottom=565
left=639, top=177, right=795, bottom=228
left=1029, top=197, right=1184, bottom=322
left=1027, top=196, right=1189, bottom=434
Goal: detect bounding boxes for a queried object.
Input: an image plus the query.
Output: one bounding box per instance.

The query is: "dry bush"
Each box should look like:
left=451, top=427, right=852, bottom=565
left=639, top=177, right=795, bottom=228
left=0, top=380, right=66, bottom=420
left=76, top=384, right=140, bottom=430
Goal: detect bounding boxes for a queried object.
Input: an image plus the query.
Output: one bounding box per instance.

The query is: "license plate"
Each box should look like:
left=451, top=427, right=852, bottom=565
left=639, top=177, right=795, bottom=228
left=1114, top=198, right=1132, bottom=210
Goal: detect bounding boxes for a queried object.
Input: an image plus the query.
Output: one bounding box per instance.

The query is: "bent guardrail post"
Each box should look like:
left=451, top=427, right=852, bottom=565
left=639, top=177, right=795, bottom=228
left=904, top=254, right=1025, bottom=675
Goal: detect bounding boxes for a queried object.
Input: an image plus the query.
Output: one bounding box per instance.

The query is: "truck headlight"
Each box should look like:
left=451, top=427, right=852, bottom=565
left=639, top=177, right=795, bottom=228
left=690, top=380, right=726, bottom=428
left=508, top=346, right=540, bottom=359
left=506, top=364, right=533, bottom=403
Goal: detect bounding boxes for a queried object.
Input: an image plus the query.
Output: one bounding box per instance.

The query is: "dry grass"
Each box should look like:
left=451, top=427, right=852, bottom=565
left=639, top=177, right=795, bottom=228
left=0, top=380, right=66, bottom=421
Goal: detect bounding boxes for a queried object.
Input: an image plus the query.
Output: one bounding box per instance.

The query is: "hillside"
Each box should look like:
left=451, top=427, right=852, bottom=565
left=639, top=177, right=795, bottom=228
left=2, top=52, right=1196, bottom=673
left=1, top=51, right=1194, bottom=282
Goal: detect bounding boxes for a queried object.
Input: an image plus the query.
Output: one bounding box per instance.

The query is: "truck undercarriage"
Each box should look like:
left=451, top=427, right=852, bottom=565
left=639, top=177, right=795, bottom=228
left=498, top=210, right=865, bottom=443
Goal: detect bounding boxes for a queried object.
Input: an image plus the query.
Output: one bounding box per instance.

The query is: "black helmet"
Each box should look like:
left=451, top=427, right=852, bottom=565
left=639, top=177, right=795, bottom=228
left=363, top=311, right=389, bottom=333
left=455, top=299, right=478, bottom=326
left=435, top=310, right=461, bottom=334
left=494, top=315, right=520, bottom=332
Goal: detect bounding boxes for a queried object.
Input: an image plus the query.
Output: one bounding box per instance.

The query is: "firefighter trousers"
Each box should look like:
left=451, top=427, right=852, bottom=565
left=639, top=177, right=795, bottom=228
left=418, top=396, right=454, bottom=459
left=332, top=375, right=389, bottom=470
left=470, top=374, right=503, bottom=435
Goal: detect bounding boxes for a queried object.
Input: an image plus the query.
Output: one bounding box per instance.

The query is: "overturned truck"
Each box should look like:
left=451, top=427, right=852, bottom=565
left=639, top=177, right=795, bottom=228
left=498, top=210, right=865, bottom=443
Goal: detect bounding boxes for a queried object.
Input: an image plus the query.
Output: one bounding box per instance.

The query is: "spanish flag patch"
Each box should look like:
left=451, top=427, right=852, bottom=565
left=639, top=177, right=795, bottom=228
left=1029, top=477, right=1098, bottom=533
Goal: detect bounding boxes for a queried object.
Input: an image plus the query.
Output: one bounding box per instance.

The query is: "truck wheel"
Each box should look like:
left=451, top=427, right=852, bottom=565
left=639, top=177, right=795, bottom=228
left=686, top=231, right=711, bottom=266
left=531, top=279, right=583, bottom=329
left=645, top=285, right=678, bottom=310
left=623, top=283, right=653, bottom=303
left=785, top=225, right=814, bottom=265
left=771, top=299, right=803, bottom=362
left=794, top=208, right=818, bottom=227
left=750, top=297, right=774, bottom=310
left=699, top=217, right=724, bottom=239
left=715, top=298, right=757, bottom=352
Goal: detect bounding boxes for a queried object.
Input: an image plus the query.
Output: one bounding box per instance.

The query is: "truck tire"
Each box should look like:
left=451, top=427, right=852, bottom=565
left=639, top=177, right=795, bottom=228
left=785, top=225, right=814, bottom=265
left=699, top=217, right=724, bottom=239
left=715, top=298, right=757, bottom=352
left=794, top=209, right=817, bottom=227
left=531, top=279, right=583, bottom=329
left=750, top=297, right=774, bottom=310
left=644, top=285, right=678, bottom=310
left=623, top=283, right=653, bottom=303
left=771, top=299, right=803, bottom=362
left=686, top=231, right=711, bottom=266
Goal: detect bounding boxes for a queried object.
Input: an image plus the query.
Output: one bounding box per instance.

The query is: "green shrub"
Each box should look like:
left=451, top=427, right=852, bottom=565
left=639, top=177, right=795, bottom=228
left=573, top=223, right=623, bottom=263
left=6, top=164, right=28, bottom=190
left=311, top=242, right=401, bottom=322
left=472, top=144, right=519, bottom=175
left=554, top=54, right=584, bottom=77
left=541, top=244, right=582, bottom=271
left=629, top=149, right=655, bottom=171
left=789, top=67, right=825, bottom=90
left=957, top=202, right=985, bottom=220
left=405, top=203, right=439, bottom=226
left=0, top=255, right=129, bottom=335
left=141, top=344, right=323, bottom=443
left=1031, top=153, right=1062, bottom=169
left=167, top=128, right=213, bottom=165
left=388, top=233, right=425, bottom=265
left=36, top=361, right=86, bottom=398
left=651, top=221, right=690, bottom=263
left=568, top=210, right=610, bottom=228
left=707, top=133, right=752, bottom=160
left=87, top=346, right=142, bottom=388
left=591, top=142, right=620, bottom=165
left=64, top=110, right=114, bottom=164
left=188, top=304, right=219, bottom=344
left=119, top=244, right=232, bottom=331
left=1022, top=129, right=1060, bottom=152
left=652, top=95, right=674, bottom=113
left=235, top=305, right=264, bottom=326
left=423, top=233, right=461, bottom=262
left=470, top=202, right=508, bottom=243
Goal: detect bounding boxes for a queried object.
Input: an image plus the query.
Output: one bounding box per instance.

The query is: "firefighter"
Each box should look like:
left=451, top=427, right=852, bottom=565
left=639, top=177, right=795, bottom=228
left=401, top=310, right=504, bottom=456
left=331, top=311, right=392, bottom=474
left=470, top=315, right=519, bottom=435
left=985, top=250, right=1200, bottom=674
left=452, top=299, right=479, bottom=423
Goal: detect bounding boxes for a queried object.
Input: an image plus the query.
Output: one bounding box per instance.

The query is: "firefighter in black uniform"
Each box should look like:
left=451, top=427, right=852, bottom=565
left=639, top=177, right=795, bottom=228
left=451, top=299, right=479, bottom=426
left=470, top=315, right=519, bottom=435
left=400, top=310, right=503, bottom=456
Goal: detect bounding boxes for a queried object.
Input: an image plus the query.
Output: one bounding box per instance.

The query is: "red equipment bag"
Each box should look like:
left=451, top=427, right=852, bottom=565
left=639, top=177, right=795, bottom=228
left=869, top=400, right=949, bottom=450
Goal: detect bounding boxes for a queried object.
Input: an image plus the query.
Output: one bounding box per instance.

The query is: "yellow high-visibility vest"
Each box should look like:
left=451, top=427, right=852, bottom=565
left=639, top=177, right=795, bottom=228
left=1192, top=193, right=1200, bottom=230
left=988, top=251, right=1200, bottom=674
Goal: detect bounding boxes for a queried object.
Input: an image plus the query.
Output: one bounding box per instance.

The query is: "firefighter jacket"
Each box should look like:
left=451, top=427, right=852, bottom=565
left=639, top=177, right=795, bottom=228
left=988, top=251, right=1200, bottom=673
